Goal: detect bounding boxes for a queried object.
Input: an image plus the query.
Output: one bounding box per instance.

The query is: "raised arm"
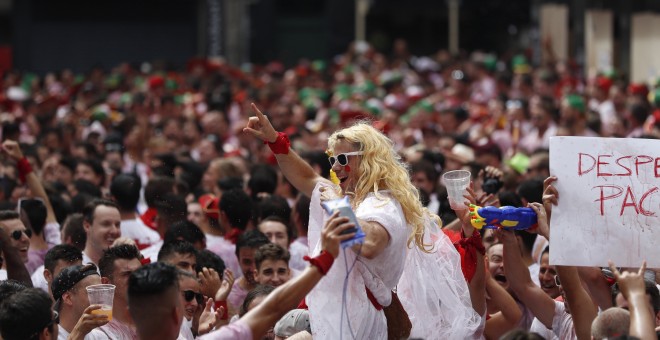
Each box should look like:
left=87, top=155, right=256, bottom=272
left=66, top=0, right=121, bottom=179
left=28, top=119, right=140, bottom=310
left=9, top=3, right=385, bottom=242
left=243, top=103, right=330, bottom=197
left=484, top=271, right=523, bottom=339
left=500, top=229, right=556, bottom=328
left=555, top=265, right=597, bottom=340
left=2, top=141, right=57, bottom=224
left=610, top=261, right=656, bottom=340
left=240, top=212, right=355, bottom=339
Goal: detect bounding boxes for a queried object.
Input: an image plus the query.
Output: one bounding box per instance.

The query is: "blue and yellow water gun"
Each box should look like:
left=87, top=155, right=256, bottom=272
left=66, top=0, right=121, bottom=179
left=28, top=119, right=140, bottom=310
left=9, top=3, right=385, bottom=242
left=468, top=204, right=538, bottom=230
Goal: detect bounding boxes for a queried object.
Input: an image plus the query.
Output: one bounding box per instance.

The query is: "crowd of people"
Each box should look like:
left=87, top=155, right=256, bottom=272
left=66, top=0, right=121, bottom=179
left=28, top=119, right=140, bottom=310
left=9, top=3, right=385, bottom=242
left=0, top=38, right=658, bottom=340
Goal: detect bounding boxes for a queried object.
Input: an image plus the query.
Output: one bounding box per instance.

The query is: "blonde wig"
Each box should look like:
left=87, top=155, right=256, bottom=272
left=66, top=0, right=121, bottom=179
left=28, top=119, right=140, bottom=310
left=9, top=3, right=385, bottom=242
left=328, top=123, right=438, bottom=251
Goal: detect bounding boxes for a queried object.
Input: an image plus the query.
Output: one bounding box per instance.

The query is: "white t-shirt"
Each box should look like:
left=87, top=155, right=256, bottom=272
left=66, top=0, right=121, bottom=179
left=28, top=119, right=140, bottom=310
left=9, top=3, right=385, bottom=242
left=82, top=252, right=95, bottom=266
left=551, top=301, right=576, bottom=339
left=179, top=317, right=195, bottom=340
left=57, top=324, right=70, bottom=340
left=530, top=317, right=558, bottom=339
left=206, top=234, right=242, bottom=279
left=45, top=222, right=61, bottom=247
left=199, top=320, right=252, bottom=340
left=82, top=252, right=101, bottom=274
left=307, top=187, right=410, bottom=339
left=119, top=218, right=161, bottom=248
left=141, top=240, right=163, bottom=262
left=0, top=269, right=7, bottom=280
left=87, top=319, right=138, bottom=339
left=31, top=265, right=49, bottom=292
left=288, top=237, right=309, bottom=272
left=529, top=262, right=541, bottom=287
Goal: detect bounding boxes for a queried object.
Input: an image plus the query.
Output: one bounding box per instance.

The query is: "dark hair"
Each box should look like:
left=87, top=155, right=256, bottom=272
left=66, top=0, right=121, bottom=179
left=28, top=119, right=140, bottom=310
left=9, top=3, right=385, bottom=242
left=300, top=150, right=331, bottom=179
left=498, top=191, right=523, bottom=208
left=76, top=158, right=105, bottom=186
left=73, top=179, right=102, bottom=198
left=0, top=210, right=19, bottom=222
left=256, top=195, right=291, bottom=225
left=48, top=193, right=72, bottom=225
left=411, top=160, right=439, bottom=184
left=235, top=230, right=270, bottom=258
left=515, top=231, right=538, bottom=253
left=58, top=157, right=77, bottom=174
left=163, top=220, right=205, bottom=246
left=158, top=240, right=197, bottom=263
left=260, top=215, right=294, bottom=243
left=128, top=262, right=179, bottom=297
left=99, top=244, right=142, bottom=279
left=62, top=213, right=86, bottom=251
left=247, top=165, right=278, bottom=200
left=144, top=176, right=175, bottom=208
left=19, top=199, right=47, bottom=234
left=517, top=179, right=544, bottom=204
left=128, top=262, right=179, bottom=330
left=71, top=193, right=96, bottom=214
left=255, top=243, right=290, bottom=271
left=239, top=284, right=274, bottom=317
left=82, top=199, right=119, bottom=224
left=0, top=288, right=55, bottom=340
left=219, top=189, right=252, bottom=230
left=195, top=249, right=226, bottom=275
left=217, top=176, right=244, bottom=192
left=154, top=193, right=187, bottom=227
left=44, top=245, right=82, bottom=273
left=294, top=194, right=310, bottom=233
left=630, top=103, right=650, bottom=125
left=110, top=174, right=142, bottom=211
left=0, top=280, right=28, bottom=306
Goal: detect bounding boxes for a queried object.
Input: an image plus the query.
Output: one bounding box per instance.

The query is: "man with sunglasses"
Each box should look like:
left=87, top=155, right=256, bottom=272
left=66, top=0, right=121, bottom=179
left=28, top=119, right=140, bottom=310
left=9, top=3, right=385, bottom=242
left=0, top=210, right=31, bottom=282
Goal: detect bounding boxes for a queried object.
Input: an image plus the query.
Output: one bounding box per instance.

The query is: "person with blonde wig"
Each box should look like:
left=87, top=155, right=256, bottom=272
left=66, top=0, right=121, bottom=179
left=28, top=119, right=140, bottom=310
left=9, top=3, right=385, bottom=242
left=244, top=103, right=481, bottom=339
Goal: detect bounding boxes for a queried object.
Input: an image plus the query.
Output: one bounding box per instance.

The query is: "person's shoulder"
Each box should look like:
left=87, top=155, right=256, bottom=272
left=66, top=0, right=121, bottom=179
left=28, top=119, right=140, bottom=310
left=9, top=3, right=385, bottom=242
left=198, top=320, right=253, bottom=340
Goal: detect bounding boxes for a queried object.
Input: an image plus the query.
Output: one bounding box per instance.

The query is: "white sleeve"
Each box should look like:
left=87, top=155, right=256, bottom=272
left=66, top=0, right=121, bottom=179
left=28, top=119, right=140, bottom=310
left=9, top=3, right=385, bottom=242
left=44, top=222, right=61, bottom=247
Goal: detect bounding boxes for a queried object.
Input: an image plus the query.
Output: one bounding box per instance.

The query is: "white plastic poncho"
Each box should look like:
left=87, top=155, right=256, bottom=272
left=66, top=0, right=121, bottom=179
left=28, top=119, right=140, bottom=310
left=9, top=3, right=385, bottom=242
left=306, top=183, right=482, bottom=339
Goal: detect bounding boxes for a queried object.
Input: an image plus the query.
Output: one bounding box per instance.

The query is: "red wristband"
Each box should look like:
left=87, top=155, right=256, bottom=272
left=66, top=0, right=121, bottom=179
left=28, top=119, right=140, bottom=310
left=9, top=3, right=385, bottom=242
left=214, top=300, right=228, bottom=320
left=17, top=157, right=33, bottom=183
left=457, top=230, right=486, bottom=255
left=264, top=132, right=290, bottom=155
left=303, top=250, right=334, bottom=275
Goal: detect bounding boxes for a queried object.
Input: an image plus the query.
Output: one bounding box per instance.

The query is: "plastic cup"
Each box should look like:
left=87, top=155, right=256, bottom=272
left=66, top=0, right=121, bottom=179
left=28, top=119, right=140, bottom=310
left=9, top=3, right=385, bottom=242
left=86, top=284, right=115, bottom=321
left=442, top=170, right=471, bottom=210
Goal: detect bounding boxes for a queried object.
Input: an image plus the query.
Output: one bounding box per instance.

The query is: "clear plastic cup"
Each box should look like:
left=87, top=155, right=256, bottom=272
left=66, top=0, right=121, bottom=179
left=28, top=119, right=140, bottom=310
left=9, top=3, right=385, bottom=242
left=86, top=284, right=115, bottom=321
left=442, top=170, right=471, bottom=210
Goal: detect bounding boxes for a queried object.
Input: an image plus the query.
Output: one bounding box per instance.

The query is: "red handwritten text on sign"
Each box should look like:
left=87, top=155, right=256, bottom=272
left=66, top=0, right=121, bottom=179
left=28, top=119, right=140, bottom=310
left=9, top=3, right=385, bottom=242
left=579, top=153, right=660, bottom=216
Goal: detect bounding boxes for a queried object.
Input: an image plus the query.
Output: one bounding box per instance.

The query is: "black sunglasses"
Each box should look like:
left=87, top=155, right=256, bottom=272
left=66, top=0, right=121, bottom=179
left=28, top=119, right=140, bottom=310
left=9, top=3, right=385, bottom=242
left=328, top=152, right=363, bottom=167
left=11, top=229, right=32, bottom=240
left=182, top=290, right=204, bottom=304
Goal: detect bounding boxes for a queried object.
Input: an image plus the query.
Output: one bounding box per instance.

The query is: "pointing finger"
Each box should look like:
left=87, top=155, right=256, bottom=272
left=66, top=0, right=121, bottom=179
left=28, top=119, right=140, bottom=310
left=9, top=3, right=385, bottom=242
left=638, top=261, right=647, bottom=276
left=251, top=103, right=268, bottom=123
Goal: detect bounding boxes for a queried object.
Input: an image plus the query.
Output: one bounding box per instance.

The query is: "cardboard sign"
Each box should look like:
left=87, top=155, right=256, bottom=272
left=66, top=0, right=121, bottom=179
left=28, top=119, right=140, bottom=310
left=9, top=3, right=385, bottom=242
left=549, top=137, right=660, bottom=268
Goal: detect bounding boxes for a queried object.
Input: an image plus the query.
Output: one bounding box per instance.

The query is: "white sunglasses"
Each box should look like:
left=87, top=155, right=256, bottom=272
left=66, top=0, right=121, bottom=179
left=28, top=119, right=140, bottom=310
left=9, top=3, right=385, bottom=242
left=328, top=152, right=363, bottom=167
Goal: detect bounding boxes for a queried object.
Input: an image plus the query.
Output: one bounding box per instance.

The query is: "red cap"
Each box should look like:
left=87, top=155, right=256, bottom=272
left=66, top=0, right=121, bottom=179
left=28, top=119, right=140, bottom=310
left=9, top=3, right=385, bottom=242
left=628, top=83, right=649, bottom=97
left=199, top=194, right=220, bottom=219
left=148, top=75, right=165, bottom=89
left=595, top=76, right=613, bottom=94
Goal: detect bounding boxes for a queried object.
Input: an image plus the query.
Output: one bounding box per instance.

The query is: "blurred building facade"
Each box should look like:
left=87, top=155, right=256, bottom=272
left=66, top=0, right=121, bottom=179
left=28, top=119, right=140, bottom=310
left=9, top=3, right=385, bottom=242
left=3, top=0, right=660, bottom=79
